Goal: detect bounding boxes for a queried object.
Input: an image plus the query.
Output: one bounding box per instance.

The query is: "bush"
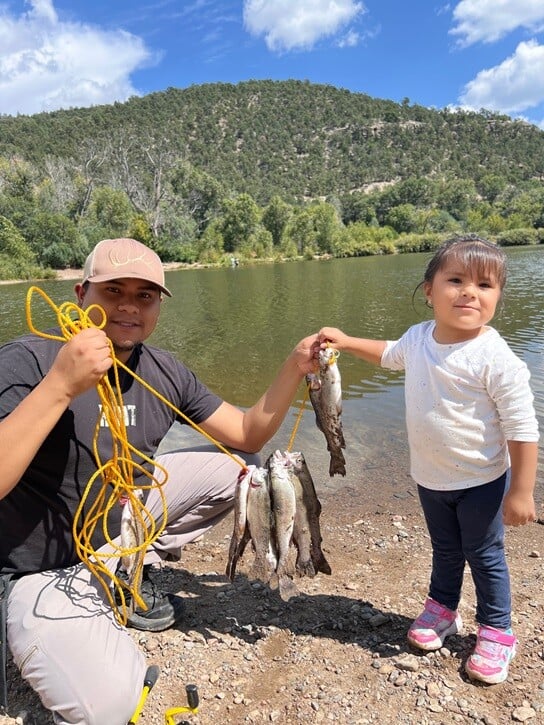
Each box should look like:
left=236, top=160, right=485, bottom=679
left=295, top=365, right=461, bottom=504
left=495, top=228, right=539, bottom=246
left=40, top=243, right=74, bottom=269
left=0, top=214, right=39, bottom=279
left=394, top=233, right=443, bottom=254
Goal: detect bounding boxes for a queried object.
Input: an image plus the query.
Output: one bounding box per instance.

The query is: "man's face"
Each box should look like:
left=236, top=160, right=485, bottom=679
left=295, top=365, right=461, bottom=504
left=75, top=278, right=162, bottom=361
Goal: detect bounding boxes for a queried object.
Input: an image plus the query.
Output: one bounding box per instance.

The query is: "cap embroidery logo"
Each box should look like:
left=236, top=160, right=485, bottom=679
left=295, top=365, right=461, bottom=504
left=107, top=248, right=154, bottom=270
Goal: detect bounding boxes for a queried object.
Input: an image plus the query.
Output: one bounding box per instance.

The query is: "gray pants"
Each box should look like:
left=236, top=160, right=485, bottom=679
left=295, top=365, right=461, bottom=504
left=7, top=446, right=257, bottom=725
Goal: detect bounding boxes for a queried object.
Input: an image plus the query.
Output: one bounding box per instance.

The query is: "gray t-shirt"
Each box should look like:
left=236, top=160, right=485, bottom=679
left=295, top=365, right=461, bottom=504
left=0, top=331, right=223, bottom=574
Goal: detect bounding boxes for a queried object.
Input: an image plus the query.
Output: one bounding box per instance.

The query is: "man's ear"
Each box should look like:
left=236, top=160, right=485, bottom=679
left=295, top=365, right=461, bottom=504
left=74, top=283, right=85, bottom=305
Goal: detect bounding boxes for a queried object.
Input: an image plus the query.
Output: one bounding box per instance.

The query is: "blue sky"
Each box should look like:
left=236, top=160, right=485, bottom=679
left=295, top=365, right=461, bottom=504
left=1, top=0, right=544, bottom=129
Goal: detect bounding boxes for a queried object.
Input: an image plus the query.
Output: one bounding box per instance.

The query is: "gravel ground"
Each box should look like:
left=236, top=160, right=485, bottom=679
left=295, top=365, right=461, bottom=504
left=2, top=459, right=544, bottom=725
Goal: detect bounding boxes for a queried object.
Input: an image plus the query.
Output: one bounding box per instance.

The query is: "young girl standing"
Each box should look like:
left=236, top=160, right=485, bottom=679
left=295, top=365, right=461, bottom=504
left=318, top=235, right=539, bottom=684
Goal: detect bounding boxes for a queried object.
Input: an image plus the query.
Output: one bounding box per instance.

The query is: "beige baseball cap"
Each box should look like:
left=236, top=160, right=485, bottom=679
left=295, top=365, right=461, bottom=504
left=82, top=238, right=172, bottom=297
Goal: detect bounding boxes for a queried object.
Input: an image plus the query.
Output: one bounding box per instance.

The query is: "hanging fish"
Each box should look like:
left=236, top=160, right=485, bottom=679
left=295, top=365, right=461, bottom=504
left=267, top=451, right=298, bottom=601
left=284, top=451, right=331, bottom=576
left=226, top=467, right=254, bottom=581
left=120, top=489, right=145, bottom=581
left=226, top=451, right=330, bottom=601
left=306, top=347, right=346, bottom=476
left=118, top=488, right=146, bottom=613
left=246, top=466, right=278, bottom=584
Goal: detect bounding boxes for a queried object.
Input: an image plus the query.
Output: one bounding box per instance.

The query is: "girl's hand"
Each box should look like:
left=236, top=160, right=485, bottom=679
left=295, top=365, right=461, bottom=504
left=317, top=327, right=349, bottom=351
left=502, top=489, right=536, bottom=526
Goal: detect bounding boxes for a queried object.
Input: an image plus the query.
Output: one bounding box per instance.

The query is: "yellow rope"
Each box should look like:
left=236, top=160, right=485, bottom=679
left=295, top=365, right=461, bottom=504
left=286, top=382, right=309, bottom=452
left=25, top=286, right=246, bottom=625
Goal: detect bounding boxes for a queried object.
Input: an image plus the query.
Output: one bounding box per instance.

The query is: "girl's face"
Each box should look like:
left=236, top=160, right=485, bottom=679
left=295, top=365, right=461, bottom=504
left=424, top=260, right=502, bottom=344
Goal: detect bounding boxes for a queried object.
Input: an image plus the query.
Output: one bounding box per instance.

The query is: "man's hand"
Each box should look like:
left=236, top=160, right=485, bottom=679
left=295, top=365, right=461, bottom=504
left=48, top=328, right=113, bottom=400
left=290, top=334, right=321, bottom=376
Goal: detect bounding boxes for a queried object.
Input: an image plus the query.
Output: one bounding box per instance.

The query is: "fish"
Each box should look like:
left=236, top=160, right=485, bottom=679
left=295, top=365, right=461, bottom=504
left=225, top=466, right=254, bottom=581
left=245, top=466, right=278, bottom=584
left=280, top=451, right=314, bottom=577
left=119, top=488, right=146, bottom=611
left=285, top=451, right=332, bottom=576
left=120, top=488, right=145, bottom=579
left=306, top=347, right=346, bottom=477
left=267, top=451, right=299, bottom=601
left=225, top=452, right=329, bottom=598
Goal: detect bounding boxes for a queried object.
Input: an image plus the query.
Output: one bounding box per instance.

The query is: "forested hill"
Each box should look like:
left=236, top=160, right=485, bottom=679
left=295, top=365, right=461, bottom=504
left=1, top=79, right=544, bottom=280
left=1, top=79, right=543, bottom=203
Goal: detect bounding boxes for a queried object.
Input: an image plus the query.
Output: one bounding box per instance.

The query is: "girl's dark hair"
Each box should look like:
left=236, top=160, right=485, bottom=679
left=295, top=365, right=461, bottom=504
left=423, top=234, right=507, bottom=290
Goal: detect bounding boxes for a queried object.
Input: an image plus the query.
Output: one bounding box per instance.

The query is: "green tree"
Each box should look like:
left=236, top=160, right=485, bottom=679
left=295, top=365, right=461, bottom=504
left=261, top=195, right=292, bottom=246
left=386, top=204, right=418, bottom=233
left=477, top=174, right=507, bottom=204
left=285, top=208, right=315, bottom=256
left=170, top=162, right=224, bottom=235
left=220, top=194, right=261, bottom=253
left=196, top=218, right=224, bottom=263
left=24, top=212, right=80, bottom=266
left=308, top=201, right=341, bottom=254
left=437, top=179, right=477, bottom=220
left=90, top=186, right=133, bottom=236
left=0, top=214, right=37, bottom=279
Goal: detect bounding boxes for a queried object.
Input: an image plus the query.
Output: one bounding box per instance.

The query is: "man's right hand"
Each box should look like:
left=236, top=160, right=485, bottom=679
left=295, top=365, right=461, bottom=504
left=49, top=328, right=113, bottom=400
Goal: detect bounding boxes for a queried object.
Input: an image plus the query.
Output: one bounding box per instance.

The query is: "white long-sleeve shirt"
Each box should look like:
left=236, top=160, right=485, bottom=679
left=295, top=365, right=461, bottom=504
left=381, top=321, right=539, bottom=491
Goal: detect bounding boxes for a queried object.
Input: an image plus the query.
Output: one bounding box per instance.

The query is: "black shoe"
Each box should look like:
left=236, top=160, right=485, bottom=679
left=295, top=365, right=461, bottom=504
left=116, top=565, right=185, bottom=633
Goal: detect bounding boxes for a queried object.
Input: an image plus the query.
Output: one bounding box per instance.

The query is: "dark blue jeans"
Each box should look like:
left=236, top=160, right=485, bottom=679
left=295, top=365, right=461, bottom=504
left=417, top=473, right=510, bottom=630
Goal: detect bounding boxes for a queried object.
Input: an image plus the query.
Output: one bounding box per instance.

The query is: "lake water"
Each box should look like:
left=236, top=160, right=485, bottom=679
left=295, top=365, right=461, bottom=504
left=1, top=246, right=542, bottom=503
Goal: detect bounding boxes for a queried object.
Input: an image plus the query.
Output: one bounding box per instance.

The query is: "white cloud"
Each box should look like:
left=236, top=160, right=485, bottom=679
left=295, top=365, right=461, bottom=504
left=459, top=39, right=544, bottom=114
left=243, top=0, right=365, bottom=52
left=450, top=0, right=544, bottom=46
left=0, top=0, right=154, bottom=115
left=337, top=30, right=360, bottom=48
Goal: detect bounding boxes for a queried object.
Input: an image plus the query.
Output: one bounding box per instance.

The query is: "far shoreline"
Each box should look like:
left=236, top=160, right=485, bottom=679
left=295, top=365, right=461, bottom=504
left=0, top=255, right=317, bottom=286
left=0, top=261, right=214, bottom=286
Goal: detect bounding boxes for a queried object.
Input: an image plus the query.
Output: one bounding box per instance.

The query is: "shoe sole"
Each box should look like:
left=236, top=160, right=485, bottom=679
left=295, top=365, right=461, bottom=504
left=126, top=597, right=185, bottom=633
left=465, top=647, right=516, bottom=685
left=407, top=621, right=463, bottom=651
left=465, top=664, right=510, bottom=685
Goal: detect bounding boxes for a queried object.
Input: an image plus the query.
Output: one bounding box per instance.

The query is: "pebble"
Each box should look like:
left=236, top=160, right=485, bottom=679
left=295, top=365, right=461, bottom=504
left=512, top=706, right=537, bottom=721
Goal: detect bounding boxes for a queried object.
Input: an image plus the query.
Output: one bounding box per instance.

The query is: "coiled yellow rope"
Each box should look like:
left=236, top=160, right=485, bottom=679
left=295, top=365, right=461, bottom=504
left=25, top=285, right=246, bottom=625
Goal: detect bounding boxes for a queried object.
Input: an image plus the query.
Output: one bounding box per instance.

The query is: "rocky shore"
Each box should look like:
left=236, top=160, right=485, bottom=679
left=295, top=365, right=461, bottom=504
left=3, top=472, right=544, bottom=725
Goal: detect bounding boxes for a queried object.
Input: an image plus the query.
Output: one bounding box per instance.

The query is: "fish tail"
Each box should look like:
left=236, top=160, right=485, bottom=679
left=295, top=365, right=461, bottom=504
left=329, top=453, right=346, bottom=477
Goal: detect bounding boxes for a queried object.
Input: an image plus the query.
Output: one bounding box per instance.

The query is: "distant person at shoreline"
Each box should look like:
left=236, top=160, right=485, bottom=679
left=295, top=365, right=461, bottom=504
left=317, top=234, right=539, bottom=685
left=0, top=237, right=319, bottom=724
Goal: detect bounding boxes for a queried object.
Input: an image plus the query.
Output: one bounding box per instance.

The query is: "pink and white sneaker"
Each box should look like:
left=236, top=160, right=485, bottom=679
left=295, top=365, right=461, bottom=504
left=465, top=625, right=517, bottom=684
left=407, top=597, right=463, bottom=651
